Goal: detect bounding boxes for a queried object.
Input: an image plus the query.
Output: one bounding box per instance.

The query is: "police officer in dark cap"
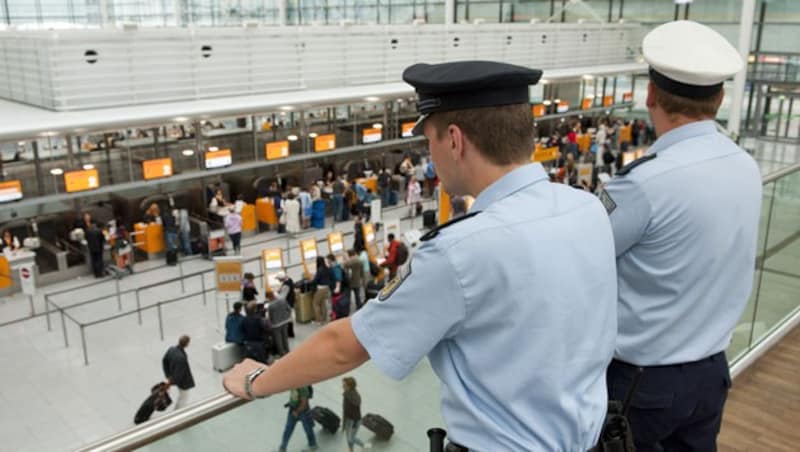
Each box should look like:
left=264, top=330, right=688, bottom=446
left=224, top=61, right=618, bottom=452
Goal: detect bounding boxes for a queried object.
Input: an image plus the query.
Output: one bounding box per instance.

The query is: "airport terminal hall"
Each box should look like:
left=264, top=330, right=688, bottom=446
left=1, top=0, right=799, bottom=451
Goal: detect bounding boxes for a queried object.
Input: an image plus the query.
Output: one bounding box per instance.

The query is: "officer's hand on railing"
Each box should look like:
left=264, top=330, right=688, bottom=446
left=222, top=358, right=266, bottom=401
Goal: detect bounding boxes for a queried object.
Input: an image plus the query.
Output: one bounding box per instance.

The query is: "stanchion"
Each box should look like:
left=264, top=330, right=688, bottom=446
left=179, top=260, right=185, bottom=293
left=135, top=290, right=142, bottom=325
left=157, top=303, right=164, bottom=341
left=115, top=277, right=122, bottom=311
left=80, top=325, right=89, bottom=366
left=45, top=295, right=52, bottom=332
left=201, top=274, right=207, bottom=306
left=28, top=294, right=35, bottom=317
left=225, top=293, right=230, bottom=315
left=60, top=310, right=69, bottom=347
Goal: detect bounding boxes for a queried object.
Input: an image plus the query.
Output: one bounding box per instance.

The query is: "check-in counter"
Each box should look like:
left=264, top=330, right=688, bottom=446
left=134, top=223, right=165, bottom=257
left=0, top=249, right=37, bottom=295
left=255, top=198, right=278, bottom=226
left=241, top=203, right=257, bottom=235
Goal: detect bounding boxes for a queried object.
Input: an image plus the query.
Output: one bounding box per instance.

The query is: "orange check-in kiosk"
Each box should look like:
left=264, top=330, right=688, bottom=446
left=256, top=198, right=279, bottom=227
left=134, top=223, right=165, bottom=256
left=240, top=204, right=257, bottom=234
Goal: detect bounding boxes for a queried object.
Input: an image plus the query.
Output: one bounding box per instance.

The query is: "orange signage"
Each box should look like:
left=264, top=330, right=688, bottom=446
left=532, top=146, right=560, bottom=163
left=581, top=98, right=594, bottom=110
left=0, top=180, right=23, bottom=202
left=623, top=92, right=633, bottom=103
left=532, top=104, right=546, bottom=118
left=142, top=158, right=173, bottom=180
left=261, top=248, right=284, bottom=290
left=266, top=141, right=289, bottom=160
left=64, top=169, right=100, bottom=193
left=214, top=258, right=243, bottom=293
left=300, top=238, right=318, bottom=262
left=603, top=95, right=614, bottom=107
left=401, top=122, right=415, bottom=138
left=557, top=101, right=569, bottom=113
left=314, top=134, right=336, bottom=152
left=362, top=128, right=382, bottom=144
left=328, top=232, right=345, bottom=255
left=205, top=148, right=232, bottom=169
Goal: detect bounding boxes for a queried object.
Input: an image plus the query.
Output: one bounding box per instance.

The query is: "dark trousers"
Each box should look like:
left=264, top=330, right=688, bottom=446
left=90, top=250, right=104, bottom=277
left=244, top=341, right=267, bottom=364
left=606, top=352, right=731, bottom=452
left=229, top=232, right=241, bottom=254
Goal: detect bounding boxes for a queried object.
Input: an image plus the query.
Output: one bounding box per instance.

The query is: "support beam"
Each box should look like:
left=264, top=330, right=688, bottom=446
left=728, top=0, right=757, bottom=140
left=445, top=0, right=455, bottom=24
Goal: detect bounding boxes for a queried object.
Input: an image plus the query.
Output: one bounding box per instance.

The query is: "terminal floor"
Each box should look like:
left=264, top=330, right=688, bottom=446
left=0, top=145, right=798, bottom=452
left=719, top=325, right=800, bottom=452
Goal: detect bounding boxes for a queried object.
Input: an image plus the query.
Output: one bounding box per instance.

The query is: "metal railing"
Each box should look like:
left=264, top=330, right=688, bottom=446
left=74, top=162, right=800, bottom=452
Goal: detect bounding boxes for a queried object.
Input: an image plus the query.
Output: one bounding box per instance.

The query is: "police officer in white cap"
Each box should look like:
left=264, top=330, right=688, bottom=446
left=223, top=60, right=619, bottom=451
left=600, top=21, right=763, bottom=451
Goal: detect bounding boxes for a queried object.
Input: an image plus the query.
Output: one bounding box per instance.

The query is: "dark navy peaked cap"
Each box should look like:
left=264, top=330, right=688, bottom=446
left=402, top=60, right=542, bottom=135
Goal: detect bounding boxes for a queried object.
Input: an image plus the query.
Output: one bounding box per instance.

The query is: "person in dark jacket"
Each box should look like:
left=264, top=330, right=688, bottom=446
left=342, top=377, right=368, bottom=452
left=86, top=222, right=106, bottom=278
left=225, top=302, right=245, bottom=345
left=353, top=215, right=365, bottom=253
left=241, top=301, right=269, bottom=363
left=241, top=272, right=258, bottom=302
left=162, top=335, right=195, bottom=410
left=163, top=209, right=178, bottom=251
left=310, top=256, right=333, bottom=324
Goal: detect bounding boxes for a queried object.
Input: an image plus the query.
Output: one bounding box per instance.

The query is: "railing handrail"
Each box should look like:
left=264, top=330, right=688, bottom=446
left=762, top=162, right=800, bottom=185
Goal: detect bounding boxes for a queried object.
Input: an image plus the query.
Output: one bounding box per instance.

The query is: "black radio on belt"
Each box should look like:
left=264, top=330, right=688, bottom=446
left=595, top=367, right=643, bottom=452
left=427, top=428, right=469, bottom=452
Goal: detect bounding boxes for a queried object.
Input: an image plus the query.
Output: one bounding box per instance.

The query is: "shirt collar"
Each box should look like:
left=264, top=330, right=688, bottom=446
left=471, top=163, right=547, bottom=212
left=646, top=120, right=718, bottom=156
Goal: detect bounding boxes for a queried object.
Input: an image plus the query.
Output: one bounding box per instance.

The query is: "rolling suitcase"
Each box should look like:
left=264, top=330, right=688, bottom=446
left=211, top=342, right=244, bottom=372
left=311, top=406, right=340, bottom=434
left=362, top=413, right=394, bottom=440
left=423, top=209, right=437, bottom=228
left=166, top=249, right=178, bottom=266
left=295, top=291, right=314, bottom=323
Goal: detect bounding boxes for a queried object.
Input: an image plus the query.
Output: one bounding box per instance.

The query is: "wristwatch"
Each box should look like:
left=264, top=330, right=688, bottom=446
left=244, top=366, right=268, bottom=399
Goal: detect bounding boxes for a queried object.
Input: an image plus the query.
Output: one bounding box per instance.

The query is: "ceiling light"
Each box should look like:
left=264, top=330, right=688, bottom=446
left=543, top=100, right=552, bottom=106
left=364, top=96, right=380, bottom=102
left=17, top=141, right=25, bottom=146
left=287, top=134, right=298, bottom=141
left=308, top=132, right=318, bottom=138
left=82, top=164, right=95, bottom=170
left=50, top=168, right=64, bottom=175
left=208, top=146, right=219, bottom=152
left=372, top=123, right=383, bottom=130
left=174, top=116, right=189, bottom=122
left=280, top=106, right=293, bottom=111
left=582, top=74, right=594, bottom=80
left=540, top=79, right=549, bottom=85
left=182, top=149, right=195, bottom=156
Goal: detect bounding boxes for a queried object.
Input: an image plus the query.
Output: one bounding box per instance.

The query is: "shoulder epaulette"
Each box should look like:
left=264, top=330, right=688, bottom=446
left=616, top=153, right=657, bottom=176
left=420, top=211, right=481, bottom=242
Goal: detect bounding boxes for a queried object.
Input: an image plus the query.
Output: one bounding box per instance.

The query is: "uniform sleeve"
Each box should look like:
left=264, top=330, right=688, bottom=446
left=351, top=242, right=465, bottom=380
left=603, top=176, right=652, bottom=256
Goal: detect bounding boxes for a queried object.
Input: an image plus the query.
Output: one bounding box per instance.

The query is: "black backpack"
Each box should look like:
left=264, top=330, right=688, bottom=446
left=395, top=242, right=409, bottom=266
left=369, top=260, right=379, bottom=277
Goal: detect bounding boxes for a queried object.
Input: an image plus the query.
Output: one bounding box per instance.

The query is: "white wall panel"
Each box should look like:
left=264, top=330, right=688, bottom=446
left=0, top=23, right=642, bottom=111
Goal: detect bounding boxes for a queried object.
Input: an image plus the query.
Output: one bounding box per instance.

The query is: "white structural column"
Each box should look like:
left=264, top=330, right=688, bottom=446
left=98, top=0, right=110, bottom=28
left=728, top=0, right=757, bottom=139
left=445, top=0, right=455, bottom=25
left=173, top=0, right=183, bottom=26
left=279, top=0, right=287, bottom=26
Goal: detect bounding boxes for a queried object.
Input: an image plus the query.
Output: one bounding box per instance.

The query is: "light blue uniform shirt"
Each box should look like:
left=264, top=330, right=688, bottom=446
left=352, top=163, right=617, bottom=451
left=603, top=120, right=762, bottom=366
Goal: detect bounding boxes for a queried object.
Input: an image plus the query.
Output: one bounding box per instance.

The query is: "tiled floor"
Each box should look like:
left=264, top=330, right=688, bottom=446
left=1, top=142, right=798, bottom=452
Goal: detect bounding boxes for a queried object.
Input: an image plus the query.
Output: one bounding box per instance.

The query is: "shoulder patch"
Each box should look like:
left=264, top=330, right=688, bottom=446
left=377, top=262, right=412, bottom=302
left=598, top=189, right=617, bottom=214
left=616, top=153, right=657, bottom=176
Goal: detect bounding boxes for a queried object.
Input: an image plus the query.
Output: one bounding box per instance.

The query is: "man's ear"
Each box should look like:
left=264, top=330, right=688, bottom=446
left=448, top=124, right=466, bottom=161
left=646, top=81, right=656, bottom=109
